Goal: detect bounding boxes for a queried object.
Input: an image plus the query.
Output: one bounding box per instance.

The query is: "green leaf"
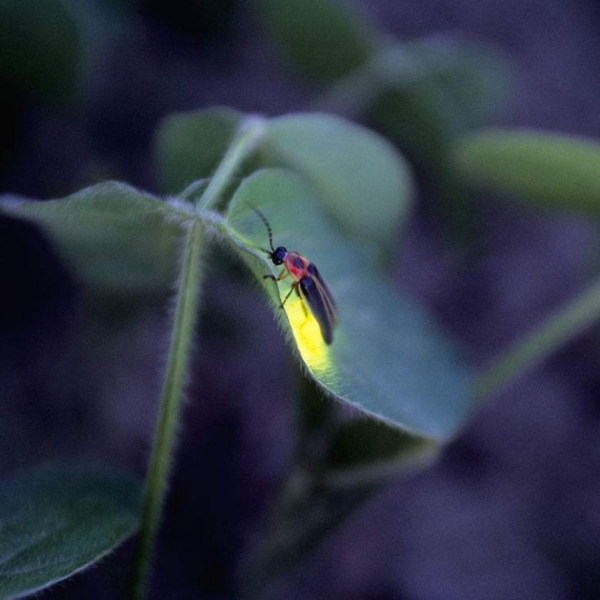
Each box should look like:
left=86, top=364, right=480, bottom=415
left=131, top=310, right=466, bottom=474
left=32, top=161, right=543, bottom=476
left=257, top=0, right=379, bottom=85
left=322, top=419, right=438, bottom=490
left=326, top=418, right=435, bottom=471
left=0, top=182, right=190, bottom=296
left=0, top=0, right=82, bottom=105
left=0, top=466, right=141, bottom=599
left=225, top=168, right=473, bottom=440
left=241, top=474, right=371, bottom=595
left=242, top=415, right=436, bottom=593
left=369, top=37, right=511, bottom=164
left=155, top=107, right=243, bottom=194
left=453, top=129, right=600, bottom=214
left=264, top=113, right=414, bottom=252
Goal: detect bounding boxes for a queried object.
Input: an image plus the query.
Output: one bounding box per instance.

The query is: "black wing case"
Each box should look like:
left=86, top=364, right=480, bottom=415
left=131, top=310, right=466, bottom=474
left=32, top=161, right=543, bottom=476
left=299, top=274, right=335, bottom=345
left=307, top=263, right=338, bottom=325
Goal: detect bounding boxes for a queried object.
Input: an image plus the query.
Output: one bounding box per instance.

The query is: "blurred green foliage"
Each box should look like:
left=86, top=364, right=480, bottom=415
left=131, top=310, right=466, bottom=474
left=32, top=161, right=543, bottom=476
left=264, top=114, right=413, bottom=252
left=257, top=0, right=511, bottom=160
left=155, top=107, right=243, bottom=195
left=326, top=417, right=434, bottom=471
left=257, top=0, right=511, bottom=240
left=454, top=129, right=600, bottom=215
left=258, top=0, right=378, bottom=84
left=368, top=37, right=511, bottom=165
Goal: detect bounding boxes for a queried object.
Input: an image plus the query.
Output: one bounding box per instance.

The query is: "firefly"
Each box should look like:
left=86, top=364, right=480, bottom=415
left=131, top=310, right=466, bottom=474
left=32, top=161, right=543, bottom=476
left=252, top=207, right=338, bottom=345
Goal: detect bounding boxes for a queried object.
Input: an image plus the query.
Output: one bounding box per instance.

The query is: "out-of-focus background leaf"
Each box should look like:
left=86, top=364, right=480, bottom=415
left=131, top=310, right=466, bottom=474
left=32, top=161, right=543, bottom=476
left=257, top=0, right=379, bottom=85
left=368, top=37, right=511, bottom=165
left=454, top=129, right=600, bottom=214
left=258, top=0, right=512, bottom=162
left=240, top=378, right=439, bottom=593
left=155, top=107, right=243, bottom=195
left=156, top=110, right=414, bottom=252
left=325, top=418, right=437, bottom=475
left=263, top=113, right=414, bottom=252
left=258, top=0, right=512, bottom=241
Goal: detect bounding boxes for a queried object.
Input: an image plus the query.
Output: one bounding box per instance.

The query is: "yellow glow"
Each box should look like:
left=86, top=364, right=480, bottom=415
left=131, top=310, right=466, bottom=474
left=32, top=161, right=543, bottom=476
left=284, top=294, right=332, bottom=372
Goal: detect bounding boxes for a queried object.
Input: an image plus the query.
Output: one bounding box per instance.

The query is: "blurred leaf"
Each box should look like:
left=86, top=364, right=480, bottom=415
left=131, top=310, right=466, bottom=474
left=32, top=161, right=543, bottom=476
left=225, top=168, right=473, bottom=440
left=264, top=113, right=414, bottom=252
left=156, top=110, right=413, bottom=250
left=369, top=37, right=511, bottom=165
left=155, top=107, right=243, bottom=194
left=362, top=38, right=511, bottom=243
left=241, top=472, right=372, bottom=595
left=0, top=182, right=190, bottom=296
left=326, top=418, right=436, bottom=472
left=242, top=414, right=436, bottom=594
left=408, top=36, right=510, bottom=131
left=323, top=420, right=438, bottom=491
left=454, top=129, right=600, bottom=214
left=258, top=0, right=379, bottom=85
left=0, top=0, right=82, bottom=105
left=0, top=466, right=140, bottom=599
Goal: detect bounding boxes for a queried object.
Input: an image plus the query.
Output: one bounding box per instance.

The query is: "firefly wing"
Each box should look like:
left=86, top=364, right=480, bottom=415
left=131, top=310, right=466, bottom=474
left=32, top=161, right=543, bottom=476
left=307, top=263, right=338, bottom=325
left=299, top=274, right=335, bottom=345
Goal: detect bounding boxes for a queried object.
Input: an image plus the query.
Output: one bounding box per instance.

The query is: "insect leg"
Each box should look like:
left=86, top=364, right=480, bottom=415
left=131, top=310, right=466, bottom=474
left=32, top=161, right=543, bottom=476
left=280, top=282, right=297, bottom=309
left=296, top=284, right=309, bottom=317
left=263, top=269, right=289, bottom=282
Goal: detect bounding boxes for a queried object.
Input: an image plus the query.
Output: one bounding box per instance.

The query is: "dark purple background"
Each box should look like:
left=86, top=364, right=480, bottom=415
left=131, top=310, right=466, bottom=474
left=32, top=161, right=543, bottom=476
left=2, top=1, right=600, bottom=598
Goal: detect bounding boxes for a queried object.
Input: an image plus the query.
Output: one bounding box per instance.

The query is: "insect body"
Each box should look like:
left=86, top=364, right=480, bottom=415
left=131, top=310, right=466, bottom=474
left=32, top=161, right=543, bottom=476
left=252, top=208, right=338, bottom=345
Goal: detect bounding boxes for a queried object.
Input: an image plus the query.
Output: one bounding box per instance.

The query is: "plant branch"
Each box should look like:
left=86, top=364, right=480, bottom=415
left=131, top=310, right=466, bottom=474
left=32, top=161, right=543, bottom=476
left=130, top=114, right=268, bottom=597
left=130, top=222, right=204, bottom=599
left=476, top=278, right=600, bottom=399
left=196, top=116, right=265, bottom=212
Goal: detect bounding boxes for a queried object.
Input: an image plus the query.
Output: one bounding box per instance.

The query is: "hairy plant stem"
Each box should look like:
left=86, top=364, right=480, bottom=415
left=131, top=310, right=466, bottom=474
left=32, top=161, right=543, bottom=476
left=130, top=118, right=263, bottom=598
left=196, top=116, right=265, bottom=212
left=129, top=222, right=204, bottom=600
left=476, top=277, right=600, bottom=399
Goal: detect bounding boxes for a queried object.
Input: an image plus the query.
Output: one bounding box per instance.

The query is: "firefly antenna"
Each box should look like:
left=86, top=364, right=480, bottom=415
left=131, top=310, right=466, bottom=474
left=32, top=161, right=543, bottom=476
left=251, top=206, right=275, bottom=253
